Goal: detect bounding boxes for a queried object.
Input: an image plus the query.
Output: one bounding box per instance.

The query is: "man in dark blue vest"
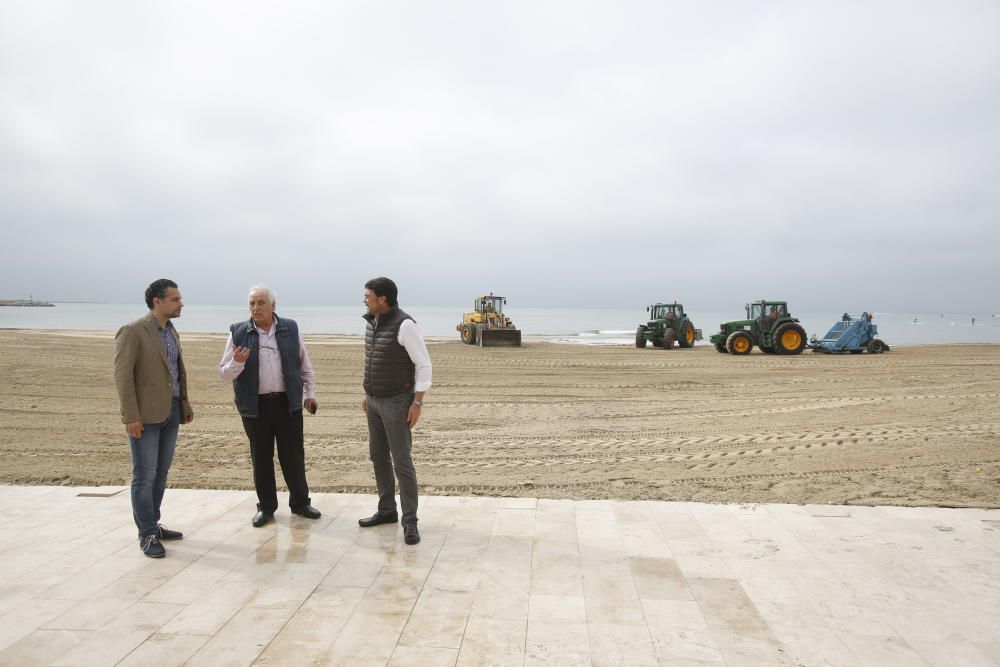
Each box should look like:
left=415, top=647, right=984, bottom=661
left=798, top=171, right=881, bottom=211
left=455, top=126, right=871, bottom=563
left=359, top=277, right=432, bottom=545
left=219, top=285, right=321, bottom=527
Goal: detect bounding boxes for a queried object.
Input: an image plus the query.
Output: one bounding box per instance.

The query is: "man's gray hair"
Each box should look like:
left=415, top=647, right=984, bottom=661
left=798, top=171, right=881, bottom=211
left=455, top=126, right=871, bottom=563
left=248, top=285, right=277, bottom=305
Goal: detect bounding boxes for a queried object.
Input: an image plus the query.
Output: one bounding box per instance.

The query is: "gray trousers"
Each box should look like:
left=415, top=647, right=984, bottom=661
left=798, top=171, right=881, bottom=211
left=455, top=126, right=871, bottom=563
left=366, top=391, right=418, bottom=525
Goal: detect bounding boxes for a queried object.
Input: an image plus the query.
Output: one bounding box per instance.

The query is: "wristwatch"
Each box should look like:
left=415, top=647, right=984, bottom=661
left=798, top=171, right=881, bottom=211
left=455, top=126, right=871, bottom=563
left=413, top=399, right=423, bottom=407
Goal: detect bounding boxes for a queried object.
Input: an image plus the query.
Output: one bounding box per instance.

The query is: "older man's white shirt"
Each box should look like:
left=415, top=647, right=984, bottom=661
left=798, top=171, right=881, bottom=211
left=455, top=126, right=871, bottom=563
left=218, top=320, right=316, bottom=399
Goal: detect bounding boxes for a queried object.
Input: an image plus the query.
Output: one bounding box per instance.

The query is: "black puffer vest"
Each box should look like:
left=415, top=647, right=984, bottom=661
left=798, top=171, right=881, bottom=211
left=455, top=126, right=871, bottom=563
left=363, top=307, right=416, bottom=397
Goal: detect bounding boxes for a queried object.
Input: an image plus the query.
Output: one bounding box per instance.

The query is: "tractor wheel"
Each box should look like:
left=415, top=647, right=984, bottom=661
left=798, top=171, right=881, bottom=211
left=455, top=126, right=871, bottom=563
left=726, top=331, right=753, bottom=355
left=714, top=342, right=728, bottom=353
left=677, top=322, right=696, bottom=348
left=460, top=324, right=477, bottom=345
left=661, top=328, right=676, bottom=349
left=635, top=326, right=648, bottom=348
left=867, top=338, right=887, bottom=354
left=774, top=323, right=807, bottom=355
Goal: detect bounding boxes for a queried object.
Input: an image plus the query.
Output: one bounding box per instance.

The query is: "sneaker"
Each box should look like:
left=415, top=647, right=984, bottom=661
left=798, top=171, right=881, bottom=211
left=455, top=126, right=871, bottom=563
left=157, top=524, right=183, bottom=540
left=140, top=534, right=165, bottom=558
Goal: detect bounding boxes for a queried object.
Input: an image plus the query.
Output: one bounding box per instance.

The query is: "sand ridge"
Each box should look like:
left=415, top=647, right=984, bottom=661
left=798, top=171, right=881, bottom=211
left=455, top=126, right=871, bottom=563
left=0, top=330, right=997, bottom=507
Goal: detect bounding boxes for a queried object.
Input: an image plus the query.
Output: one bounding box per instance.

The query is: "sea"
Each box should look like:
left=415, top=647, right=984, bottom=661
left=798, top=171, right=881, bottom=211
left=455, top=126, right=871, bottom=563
left=1, top=303, right=998, bottom=347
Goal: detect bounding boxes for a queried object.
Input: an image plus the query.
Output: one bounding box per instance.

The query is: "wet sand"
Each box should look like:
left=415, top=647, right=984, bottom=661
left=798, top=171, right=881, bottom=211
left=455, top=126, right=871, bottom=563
left=1, top=330, right=997, bottom=507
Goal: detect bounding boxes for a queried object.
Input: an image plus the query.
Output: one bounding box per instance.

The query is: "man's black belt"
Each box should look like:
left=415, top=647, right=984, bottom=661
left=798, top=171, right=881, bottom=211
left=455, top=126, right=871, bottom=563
left=259, top=392, right=286, bottom=399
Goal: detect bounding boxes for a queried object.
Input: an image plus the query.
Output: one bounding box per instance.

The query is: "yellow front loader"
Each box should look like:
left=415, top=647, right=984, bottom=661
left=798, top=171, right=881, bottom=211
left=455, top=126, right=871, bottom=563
left=456, top=294, right=522, bottom=347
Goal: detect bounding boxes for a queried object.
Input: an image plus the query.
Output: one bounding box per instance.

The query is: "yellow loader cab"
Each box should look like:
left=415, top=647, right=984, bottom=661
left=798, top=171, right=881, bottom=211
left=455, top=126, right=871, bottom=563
left=456, top=294, right=522, bottom=347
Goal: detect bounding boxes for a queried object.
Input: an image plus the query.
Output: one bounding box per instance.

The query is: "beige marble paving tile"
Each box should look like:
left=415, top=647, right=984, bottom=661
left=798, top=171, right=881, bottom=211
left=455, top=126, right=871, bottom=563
left=0, top=597, right=78, bottom=652
left=646, top=623, right=725, bottom=664
left=116, top=632, right=211, bottom=667
left=268, top=585, right=365, bottom=646
left=629, top=556, right=692, bottom=600
left=769, top=624, right=858, bottom=667
left=250, top=562, right=330, bottom=610
left=424, top=561, right=483, bottom=593
left=399, top=613, right=469, bottom=649
left=186, top=606, right=292, bottom=666
left=528, top=594, right=586, bottom=624
left=686, top=578, right=786, bottom=665
left=389, top=645, right=460, bottom=666
left=323, top=612, right=409, bottom=665
left=143, top=555, right=242, bottom=605
left=320, top=551, right=385, bottom=588
left=582, top=572, right=645, bottom=624
left=254, top=637, right=330, bottom=666
left=909, top=634, right=999, bottom=667
left=493, top=509, right=536, bottom=537
left=50, top=601, right=185, bottom=667
left=470, top=572, right=531, bottom=621
left=356, top=565, right=429, bottom=615
left=641, top=599, right=707, bottom=628
left=830, top=632, right=928, bottom=667
left=0, top=628, right=89, bottom=666
left=587, top=622, right=658, bottom=667
left=158, top=580, right=258, bottom=636
left=525, top=621, right=589, bottom=666
left=42, top=595, right=137, bottom=631
left=413, top=588, right=476, bottom=617
left=457, top=617, right=527, bottom=667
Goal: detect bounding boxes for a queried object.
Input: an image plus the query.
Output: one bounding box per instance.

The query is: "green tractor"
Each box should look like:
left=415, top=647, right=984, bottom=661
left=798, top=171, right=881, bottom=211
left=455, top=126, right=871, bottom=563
left=709, top=300, right=807, bottom=355
left=636, top=302, right=701, bottom=349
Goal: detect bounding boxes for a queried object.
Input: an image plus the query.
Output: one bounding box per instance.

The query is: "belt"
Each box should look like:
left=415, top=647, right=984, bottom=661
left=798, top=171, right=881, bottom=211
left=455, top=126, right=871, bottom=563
left=259, top=392, right=286, bottom=399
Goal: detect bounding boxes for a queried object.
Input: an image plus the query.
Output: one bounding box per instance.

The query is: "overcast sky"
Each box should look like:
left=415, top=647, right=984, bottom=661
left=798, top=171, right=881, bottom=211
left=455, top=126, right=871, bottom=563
left=1, top=2, right=997, bottom=311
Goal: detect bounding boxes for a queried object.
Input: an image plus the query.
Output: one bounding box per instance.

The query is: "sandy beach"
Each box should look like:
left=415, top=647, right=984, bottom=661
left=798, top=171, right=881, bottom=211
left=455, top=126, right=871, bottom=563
left=0, top=330, right=997, bottom=507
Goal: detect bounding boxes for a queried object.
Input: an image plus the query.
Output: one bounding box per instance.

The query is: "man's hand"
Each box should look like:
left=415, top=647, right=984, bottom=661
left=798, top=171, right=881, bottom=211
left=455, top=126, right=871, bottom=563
left=183, top=413, right=194, bottom=425
left=304, top=398, right=318, bottom=414
left=126, top=420, right=143, bottom=438
left=407, top=403, right=422, bottom=429
left=360, top=398, right=367, bottom=412
left=232, top=346, right=251, bottom=364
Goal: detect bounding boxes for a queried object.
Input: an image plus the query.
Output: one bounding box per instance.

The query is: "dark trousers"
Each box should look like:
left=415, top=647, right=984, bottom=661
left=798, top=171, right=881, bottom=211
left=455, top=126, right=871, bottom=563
left=241, top=394, right=311, bottom=513
left=366, top=391, right=418, bottom=525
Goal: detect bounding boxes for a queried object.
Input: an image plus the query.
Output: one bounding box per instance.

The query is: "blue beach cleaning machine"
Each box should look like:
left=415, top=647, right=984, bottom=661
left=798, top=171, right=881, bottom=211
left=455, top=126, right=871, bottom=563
left=808, top=312, right=889, bottom=354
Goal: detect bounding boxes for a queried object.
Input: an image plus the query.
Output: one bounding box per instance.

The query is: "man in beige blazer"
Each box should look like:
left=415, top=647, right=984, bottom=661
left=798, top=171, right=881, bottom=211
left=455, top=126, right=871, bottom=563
left=114, top=278, right=194, bottom=558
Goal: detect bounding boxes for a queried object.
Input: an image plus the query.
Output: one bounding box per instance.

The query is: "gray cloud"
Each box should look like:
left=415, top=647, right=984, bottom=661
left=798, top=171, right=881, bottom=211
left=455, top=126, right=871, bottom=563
left=1, top=1, right=998, bottom=312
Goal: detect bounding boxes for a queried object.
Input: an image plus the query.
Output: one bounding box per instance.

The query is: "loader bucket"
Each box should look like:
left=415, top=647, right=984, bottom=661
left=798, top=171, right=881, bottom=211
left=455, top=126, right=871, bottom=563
left=479, top=328, right=522, bottom=347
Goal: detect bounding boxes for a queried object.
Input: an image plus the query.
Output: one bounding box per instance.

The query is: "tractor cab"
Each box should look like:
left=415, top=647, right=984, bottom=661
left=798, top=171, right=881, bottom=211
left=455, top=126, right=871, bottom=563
left=648, top=303, right=684, bottom=322
left=748, top=301, right=787, bottom=320
left=475, top=295, right=506, bottom=316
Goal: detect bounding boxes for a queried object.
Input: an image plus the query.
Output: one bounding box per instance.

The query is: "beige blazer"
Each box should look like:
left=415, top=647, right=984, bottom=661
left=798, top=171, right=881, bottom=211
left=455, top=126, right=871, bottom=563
left=114, top=315, right=194, bottom=424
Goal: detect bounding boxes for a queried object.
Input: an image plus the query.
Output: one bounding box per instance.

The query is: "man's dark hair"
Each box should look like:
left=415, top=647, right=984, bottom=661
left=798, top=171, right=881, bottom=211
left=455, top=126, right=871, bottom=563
left=365, top=277, right=398, bottom=307
left=145, top=279, right=178, bottom=309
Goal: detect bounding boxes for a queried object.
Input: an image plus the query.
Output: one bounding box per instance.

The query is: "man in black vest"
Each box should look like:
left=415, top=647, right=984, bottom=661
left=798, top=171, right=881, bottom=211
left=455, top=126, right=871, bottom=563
left=219, top=285, right=321, bottom=527
left=359, top=277, right=432, bottom=545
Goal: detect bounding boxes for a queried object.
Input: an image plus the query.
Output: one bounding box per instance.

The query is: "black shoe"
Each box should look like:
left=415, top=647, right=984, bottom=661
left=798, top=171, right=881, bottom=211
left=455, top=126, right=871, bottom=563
left=157, top=524, right=183, bottom=540
left=403, top=523, right=420, bottom=545
left=358, top=511, right=398, bottom=527
left=252, top=511, right=274, bottom=527
left=140, top=534, right=165, bottom=558
left=291, top=504, right=321, bottom=519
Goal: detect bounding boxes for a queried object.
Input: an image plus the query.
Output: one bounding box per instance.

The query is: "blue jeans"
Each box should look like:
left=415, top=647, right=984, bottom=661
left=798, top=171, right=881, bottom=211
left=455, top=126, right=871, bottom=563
left=129, top=399, right=180, bottom=537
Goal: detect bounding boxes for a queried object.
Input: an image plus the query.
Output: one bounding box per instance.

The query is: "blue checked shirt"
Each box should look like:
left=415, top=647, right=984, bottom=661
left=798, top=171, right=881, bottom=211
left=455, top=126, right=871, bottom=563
left=149, top=314, right=181, bottom=397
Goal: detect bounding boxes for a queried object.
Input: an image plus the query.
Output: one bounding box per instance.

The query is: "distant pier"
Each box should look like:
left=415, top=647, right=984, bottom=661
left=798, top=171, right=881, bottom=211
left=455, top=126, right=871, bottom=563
left=0, top=299, right=55, bottom=307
